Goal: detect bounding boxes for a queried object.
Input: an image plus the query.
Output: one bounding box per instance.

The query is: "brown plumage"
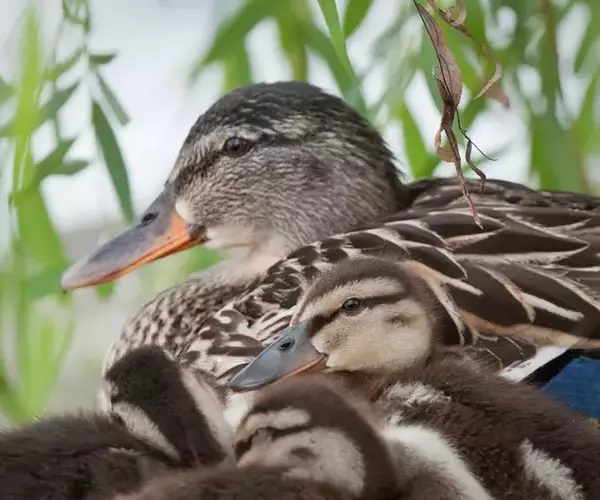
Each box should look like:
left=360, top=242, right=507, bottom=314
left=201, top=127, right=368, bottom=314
left=101, top=345, right=233, bottom=468
left=57, top=81, right=600, bottom=404
left=115, top=467, right=351, bottom=500
left=230, top=256, right=600, bottom=499
left=376, top=356, right=600, bottom=500
left=0, top=413, right=175, bottom=500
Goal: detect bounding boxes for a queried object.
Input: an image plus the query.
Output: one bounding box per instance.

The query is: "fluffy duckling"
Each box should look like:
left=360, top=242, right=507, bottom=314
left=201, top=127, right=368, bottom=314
left=0, top=344, right=236, bottom=500
left=230, top=256, right=600, bottom=499
left=116, top=375, right=394, bottom=500
left=101, top=345, right=233, bottom=468
left=121, top=375, right=490, bottom=500
left=0, top=412, right=175, bottom=500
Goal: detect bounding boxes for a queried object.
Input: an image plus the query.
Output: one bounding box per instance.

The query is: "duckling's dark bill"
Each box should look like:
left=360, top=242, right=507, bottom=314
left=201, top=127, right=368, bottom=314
left=229, top=322, right=326, bottom=391
left=61, top=191, right=205, bottom=291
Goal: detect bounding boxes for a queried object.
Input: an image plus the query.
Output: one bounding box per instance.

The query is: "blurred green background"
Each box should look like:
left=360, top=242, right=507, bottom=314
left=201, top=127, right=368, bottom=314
left=0, top=0, right=599, bottom=424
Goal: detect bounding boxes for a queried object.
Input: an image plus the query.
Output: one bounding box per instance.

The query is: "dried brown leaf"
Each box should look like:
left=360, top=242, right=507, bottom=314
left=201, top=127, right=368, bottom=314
left=417, top=3, right=463, bottom=105
left=443, top=0, right=466, bottom=27
left=480, top=81, right=510, bottom=108
left=425, top=0, right=502, bottom=103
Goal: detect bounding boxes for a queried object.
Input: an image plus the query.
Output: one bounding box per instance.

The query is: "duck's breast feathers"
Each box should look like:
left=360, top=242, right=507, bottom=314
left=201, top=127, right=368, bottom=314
left=189, top=204, right=600, bottom=376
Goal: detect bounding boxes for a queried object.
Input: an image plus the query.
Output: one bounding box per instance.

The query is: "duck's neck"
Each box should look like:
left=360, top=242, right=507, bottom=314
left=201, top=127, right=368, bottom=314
left=197, top=231, right=294, bottom=285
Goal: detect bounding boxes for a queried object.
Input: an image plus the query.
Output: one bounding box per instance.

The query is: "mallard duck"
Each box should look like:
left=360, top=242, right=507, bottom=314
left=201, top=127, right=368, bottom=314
left=229, top=256, right=600, bottom=499
left=102, top=345, right=232, bottom=468
left=61, top=81, right=600, bottom=398
left=0, top=411, right=175, bottom=500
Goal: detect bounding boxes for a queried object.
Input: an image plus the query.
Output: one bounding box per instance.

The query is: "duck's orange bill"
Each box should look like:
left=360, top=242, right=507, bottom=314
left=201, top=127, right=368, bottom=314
left=61, top=191, right=204, bottom=291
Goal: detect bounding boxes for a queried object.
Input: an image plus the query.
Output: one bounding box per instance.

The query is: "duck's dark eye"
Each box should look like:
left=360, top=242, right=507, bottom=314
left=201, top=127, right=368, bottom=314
left=223, top=137, right=252, bottom=157
left=279, top=339, right=295, bottom=351
left=340, top=298, right=363, bottom=315
left=140, top=211, right=158, bottom=226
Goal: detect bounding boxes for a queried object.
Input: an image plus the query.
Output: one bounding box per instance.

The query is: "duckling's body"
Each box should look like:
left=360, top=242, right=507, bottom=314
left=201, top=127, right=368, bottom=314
left=231, top=256, right=600, bottom=499
left=123, top=375, right=483, bottom=500
left=377, top=356, right=600, bottom=499
left=101, top=345, right=233, bottom=468
left=116, top=467, right=351, bottom=500
left=0, top=413, right=174, bottom=500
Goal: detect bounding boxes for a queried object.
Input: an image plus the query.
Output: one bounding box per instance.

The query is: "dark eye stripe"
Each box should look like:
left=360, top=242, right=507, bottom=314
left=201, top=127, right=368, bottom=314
left=306, top=292, right=408, bottom=338
left=234, top=423, right=312, bottom=459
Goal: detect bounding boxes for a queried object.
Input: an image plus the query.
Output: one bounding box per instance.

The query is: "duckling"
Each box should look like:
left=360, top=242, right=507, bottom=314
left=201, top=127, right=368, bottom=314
left=230, top=256, right=600, bottom=499
left=122, top=375, right=493, bottom=500
left=0, top=344, right=237, bottom=500
left=115, top=375, right=390, bottom=500
left=0, top=412, right=175, bottom=500
left=101, top=344, right=233, bottom=468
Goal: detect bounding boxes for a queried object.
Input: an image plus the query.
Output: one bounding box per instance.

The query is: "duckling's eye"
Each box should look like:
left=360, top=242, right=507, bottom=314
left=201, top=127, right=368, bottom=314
left=223, top=137, right=252, bottom=157
left=340, top=298, right=363, bottom=315
left=278, top=339, right=296, bottom=352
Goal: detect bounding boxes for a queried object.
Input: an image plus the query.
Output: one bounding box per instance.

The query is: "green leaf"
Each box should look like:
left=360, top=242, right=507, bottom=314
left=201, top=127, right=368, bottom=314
left=92, top=100, right=134, bottom=223
left=89, top=53, right=116, bottom=66
left=35, top=138, right=76, bottom=177
left=574, top=74, right=599, bottom=154
left=574, top=3, right=600, bottom=72
left=39, top=82, right=79, bottom=125
left=95, top=281, right=116, bottom=300
left=304, top=19, right=367, bottom=115
left=223, top=41, right=253, bottom=92
left=55, top=159, right=89, bottom=175
left=0, top=76, right=15, bottom=105
left=420, top=36, right=441, bottom=113
left=189, top=0, right=280, bottom=82
left=530, top=113, right=584, bottom=192
left=62, top=0, right=91, bottom=32
left=316, top=0, right=364, bottom=111
left=275, top=0, right=310, bottom=81
left=27, top=265, right=69, bottom=301
left=305, top=26, right=348, bottom=90
left=342, top=0, right=373, bottom=38
left=16, top=189, right=67, bottom=266
left=397, top=104, right=430, bottom=178
left=96, top=72, right=130, bottom=125
left=45, top=47, right=83, bottom=82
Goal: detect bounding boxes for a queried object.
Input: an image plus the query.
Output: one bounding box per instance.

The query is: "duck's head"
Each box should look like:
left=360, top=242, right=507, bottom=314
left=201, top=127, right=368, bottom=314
left=229, top=257, right=439, bottom=391
left=234, top=375, right=397, bottom=500
left=62, top=81, right=406, bottom=290
left=101, top=345, right=233, bottom=467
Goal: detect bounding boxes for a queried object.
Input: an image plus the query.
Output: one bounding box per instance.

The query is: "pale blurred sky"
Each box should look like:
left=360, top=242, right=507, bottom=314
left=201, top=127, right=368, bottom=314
left=1, top=0, right=589, bottom=235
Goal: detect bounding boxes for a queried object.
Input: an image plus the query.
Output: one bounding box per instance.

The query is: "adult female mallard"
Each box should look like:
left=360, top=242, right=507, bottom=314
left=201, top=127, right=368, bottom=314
left=62, top=81, right=600, bottom=407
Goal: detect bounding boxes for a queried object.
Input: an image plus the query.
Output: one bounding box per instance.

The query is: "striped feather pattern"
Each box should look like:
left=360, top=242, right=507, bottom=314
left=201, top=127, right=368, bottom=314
left=179, top=204, right=600, bottom=381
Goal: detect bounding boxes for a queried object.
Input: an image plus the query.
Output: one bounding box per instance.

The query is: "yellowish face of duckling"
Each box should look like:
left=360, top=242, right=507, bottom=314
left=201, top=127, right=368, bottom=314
left=229, top=258, right=437, bottom=391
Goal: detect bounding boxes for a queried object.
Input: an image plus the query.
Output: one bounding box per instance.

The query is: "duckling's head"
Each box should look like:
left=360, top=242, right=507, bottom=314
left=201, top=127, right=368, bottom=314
left=101, top=345, right=232, bottom=467
left=62, top=81, right=407, bottom=290
left=229, top=257, right=439, bottom=390
left=234, top=375, right=397, bottom=500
